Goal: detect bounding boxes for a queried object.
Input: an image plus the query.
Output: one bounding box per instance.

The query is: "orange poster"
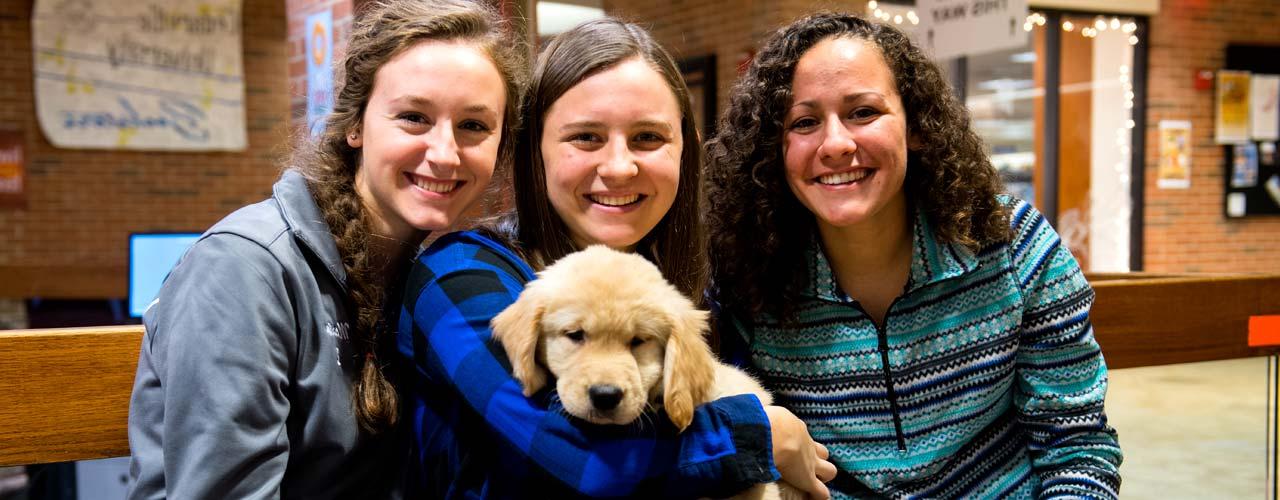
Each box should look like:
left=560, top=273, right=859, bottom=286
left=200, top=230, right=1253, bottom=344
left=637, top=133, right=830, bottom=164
left=0, top=131, right=23, bottom=208
left=1216, top=70, right=1251, bottom=144
left=1158, top=120, right=1191, bottom=189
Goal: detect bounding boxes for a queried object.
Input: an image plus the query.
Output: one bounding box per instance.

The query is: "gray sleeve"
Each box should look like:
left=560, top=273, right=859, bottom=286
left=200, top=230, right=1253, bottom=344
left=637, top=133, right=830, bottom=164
left=127, top=233, right=296, bottom=500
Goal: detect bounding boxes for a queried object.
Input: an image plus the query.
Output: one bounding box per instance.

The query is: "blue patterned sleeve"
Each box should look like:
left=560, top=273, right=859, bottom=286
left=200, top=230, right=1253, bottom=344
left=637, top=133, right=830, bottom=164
left=1007, top=201, right=1124, bottom=500
left=396, top=232, right=778, bottom=498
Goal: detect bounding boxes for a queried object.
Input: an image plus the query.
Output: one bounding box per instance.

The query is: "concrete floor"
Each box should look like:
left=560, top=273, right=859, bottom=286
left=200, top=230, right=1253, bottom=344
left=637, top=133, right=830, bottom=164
left=1107, top=357, right=1271, bottom=499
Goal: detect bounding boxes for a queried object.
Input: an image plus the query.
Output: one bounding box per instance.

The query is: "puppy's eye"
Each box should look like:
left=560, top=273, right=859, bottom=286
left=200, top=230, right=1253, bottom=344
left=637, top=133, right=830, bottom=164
left=630, top=337, right=645, bottom=348
left=565, top=330, right=585, bottom=343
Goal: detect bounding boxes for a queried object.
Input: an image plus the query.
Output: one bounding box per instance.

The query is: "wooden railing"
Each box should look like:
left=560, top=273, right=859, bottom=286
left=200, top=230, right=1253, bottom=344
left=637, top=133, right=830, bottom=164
left=0, top=274, right=1277, bottom=467
left=1089, top=273, right=1280, bottom=368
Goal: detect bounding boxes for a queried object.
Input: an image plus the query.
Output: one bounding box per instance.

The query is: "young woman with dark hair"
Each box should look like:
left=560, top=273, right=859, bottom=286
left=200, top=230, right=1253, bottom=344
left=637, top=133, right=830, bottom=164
left=705, top=12, right=1122, bottom=499
left=396, top=18, right=835, bottom=499
left=126, top=1, right=526, bottom=497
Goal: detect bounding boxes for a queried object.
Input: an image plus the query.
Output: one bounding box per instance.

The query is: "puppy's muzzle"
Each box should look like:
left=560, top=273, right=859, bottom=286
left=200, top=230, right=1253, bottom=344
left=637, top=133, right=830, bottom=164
left=588, top=384, right=624, bottom=411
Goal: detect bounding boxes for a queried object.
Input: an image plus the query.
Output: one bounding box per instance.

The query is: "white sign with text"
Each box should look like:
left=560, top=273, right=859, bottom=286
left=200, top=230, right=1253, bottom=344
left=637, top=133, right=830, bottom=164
left=916, top=0, right=1029, bottom=61
left=32, top=0, right=246, bottom=151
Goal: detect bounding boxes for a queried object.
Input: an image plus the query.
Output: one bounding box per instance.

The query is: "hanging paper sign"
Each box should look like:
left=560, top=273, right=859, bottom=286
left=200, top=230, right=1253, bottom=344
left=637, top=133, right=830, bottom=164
left=916, top=0, right=1029, bottom=60
left=305, top=10, right=334, bottom=137
left=31, top=0, right=246, bottom=151
left=0, top=131, right=24, bottom=208
left=1250, top=74, right=1279, bottom=141
left=1215, top=70, right=1251, bottom=145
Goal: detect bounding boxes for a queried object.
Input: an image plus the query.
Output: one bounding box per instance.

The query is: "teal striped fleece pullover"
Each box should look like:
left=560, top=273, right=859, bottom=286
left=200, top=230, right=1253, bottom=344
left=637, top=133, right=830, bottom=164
left=720, top=198, right=1122, bottom=499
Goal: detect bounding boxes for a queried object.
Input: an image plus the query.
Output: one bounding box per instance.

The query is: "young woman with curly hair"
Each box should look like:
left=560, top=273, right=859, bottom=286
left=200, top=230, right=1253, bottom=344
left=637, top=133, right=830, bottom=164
left=395, top=18, right=836, bottom=499
left=705, top=12, right=1122, bottom=499
left=126, top=1, right=526, bottom=497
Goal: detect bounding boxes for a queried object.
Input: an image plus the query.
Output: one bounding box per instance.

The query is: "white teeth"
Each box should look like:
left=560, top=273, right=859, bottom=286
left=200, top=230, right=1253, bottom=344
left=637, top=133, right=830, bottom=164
left=589, top=194, right=640, bottom=206
left=817, top=170, right=871, bottom=185
left=415, top=178, right=459, bottom=193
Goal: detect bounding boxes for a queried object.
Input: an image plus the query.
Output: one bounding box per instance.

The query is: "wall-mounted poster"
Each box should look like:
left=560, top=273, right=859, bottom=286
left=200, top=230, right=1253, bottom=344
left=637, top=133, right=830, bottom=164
left=0, top=131, right=23, bottom=208
left=305, top=10, right=333, bottom=138
left=31, top=0, right=246, bottom=151
left=1158, top=120, right=1192, bottom=189
left=1216, top=70, right=1251, bottom=144
left=1251, top=74, right=1279, bottom=141
left=1232, top=142, right=1259, bottom=188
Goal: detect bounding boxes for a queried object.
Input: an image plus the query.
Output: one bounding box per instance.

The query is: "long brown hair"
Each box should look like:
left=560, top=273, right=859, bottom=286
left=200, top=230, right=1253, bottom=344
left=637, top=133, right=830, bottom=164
left=289, top=0, right=526, bottom=434
left=488, top=18, right=706, bottom=300
left=705, top=12, right=1009, bottom=323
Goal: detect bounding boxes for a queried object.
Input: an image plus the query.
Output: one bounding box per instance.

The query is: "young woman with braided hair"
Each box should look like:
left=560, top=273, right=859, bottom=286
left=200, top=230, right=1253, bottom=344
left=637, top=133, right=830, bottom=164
left=126, top=1, right=525, bottom=497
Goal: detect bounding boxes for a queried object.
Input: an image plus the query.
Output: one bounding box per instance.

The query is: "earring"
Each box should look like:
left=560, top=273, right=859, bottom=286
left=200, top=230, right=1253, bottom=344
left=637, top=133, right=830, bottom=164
left=349, top=133, right=359, bottom=140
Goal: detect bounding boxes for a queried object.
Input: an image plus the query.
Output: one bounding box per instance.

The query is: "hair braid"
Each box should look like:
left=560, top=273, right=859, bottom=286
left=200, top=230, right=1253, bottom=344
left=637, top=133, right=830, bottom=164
left=288, top=0, right=528, bottom=434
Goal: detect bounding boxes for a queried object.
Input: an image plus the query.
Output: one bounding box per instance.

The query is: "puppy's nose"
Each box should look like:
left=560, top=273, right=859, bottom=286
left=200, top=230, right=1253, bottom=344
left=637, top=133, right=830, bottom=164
left=588, top=385, right=624, bottom=411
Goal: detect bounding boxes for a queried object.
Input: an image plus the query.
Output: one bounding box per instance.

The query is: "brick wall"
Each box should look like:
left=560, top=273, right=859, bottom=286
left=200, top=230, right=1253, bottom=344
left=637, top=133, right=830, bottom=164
left=0, top=0, right=1274, bottom=302
left=609, top=0, right=1280, bottom=274
left=0, top=0, right=291, bottom=299
left=1143, top=0, right=1280, bottom=273
left=603, top=0, right=818, bottom=117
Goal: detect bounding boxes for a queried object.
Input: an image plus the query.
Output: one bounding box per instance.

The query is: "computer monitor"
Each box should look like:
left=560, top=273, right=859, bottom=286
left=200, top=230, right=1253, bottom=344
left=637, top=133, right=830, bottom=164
left=128, top=232, right=202, bottom=318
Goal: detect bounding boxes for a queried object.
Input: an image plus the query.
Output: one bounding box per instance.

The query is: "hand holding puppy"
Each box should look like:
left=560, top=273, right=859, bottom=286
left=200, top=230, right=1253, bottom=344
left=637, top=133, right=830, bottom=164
left=765, top=405, right=837, bottom=500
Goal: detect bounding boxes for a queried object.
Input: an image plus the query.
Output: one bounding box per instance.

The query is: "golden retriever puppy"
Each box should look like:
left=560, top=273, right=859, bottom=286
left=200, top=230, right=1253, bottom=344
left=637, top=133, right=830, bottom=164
left=491, top=245, right=799, bottom=500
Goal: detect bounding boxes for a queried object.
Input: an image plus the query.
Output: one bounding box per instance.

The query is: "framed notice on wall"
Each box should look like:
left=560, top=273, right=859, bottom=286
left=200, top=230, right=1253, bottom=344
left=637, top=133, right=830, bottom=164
left=0, top=131, right=23, bottom=208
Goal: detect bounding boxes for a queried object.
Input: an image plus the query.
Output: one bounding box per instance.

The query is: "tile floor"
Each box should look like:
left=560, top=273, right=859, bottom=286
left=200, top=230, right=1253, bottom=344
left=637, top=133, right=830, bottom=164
left=1107, top=356, right=1271, bottom=499
left=2, top=357, right=1271, bottom=499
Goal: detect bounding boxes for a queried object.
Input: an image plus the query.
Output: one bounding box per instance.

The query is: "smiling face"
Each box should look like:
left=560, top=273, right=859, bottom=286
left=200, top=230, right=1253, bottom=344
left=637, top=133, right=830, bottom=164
left=540, top=57, right=683, bottom=252
left=351, top=40, right=507, bottom=243
left=782, top=36, right=910, bottom=234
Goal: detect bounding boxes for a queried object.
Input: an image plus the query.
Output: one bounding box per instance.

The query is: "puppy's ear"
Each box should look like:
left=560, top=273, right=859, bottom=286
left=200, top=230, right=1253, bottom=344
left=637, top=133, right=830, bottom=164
left=663, top=308, right=717, bottom=432
left=491, top=289, right=548, bottom=396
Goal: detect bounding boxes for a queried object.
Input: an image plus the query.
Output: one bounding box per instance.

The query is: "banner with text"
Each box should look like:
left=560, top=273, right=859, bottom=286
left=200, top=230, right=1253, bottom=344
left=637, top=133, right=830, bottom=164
left=32, top=0, right=247, bottom=151
left=916, top=0, right=1029, bottom=61
left=305, top=10, right=333, bottom=138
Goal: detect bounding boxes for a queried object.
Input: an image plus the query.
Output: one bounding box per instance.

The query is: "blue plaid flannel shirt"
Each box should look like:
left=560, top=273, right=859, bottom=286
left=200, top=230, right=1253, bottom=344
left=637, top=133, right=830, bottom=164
left=395, top=230, right=779, bottom=499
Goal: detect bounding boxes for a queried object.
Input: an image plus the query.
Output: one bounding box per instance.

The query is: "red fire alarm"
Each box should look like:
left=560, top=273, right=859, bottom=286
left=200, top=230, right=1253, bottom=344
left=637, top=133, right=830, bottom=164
left=1194, top=68, right=1214, bottom=91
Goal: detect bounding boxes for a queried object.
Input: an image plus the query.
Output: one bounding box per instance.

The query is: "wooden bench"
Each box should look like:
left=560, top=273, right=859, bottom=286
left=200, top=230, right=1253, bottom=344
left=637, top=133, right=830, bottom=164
left=0, top=325, right=142, bottom=467
left=1, top=274, right=1278, bottom=467
left=1090, top=273, right=1280, bottom=368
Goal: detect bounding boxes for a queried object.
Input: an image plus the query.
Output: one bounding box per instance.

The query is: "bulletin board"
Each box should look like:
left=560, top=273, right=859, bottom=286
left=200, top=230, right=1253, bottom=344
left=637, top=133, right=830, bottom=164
left=1222, top=45, right=1280, bottom=218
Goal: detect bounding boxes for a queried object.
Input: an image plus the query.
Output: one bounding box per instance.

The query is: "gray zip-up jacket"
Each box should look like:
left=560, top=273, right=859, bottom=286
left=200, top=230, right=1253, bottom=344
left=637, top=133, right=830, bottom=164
left=127, top=171, right=405, bottom=499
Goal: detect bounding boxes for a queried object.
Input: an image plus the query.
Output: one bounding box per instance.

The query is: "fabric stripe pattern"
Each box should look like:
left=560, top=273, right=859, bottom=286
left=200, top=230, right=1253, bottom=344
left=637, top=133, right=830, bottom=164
left=722, top=198, right=1122, bottom=499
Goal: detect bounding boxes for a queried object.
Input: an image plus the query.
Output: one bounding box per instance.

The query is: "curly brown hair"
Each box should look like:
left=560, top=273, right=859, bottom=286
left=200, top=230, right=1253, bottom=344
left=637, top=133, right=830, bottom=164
left=289, top=0, right=526, bottom=434
left=705, top=12, right=1009, bottom=323
left=484, top=18, right=707, bottom=301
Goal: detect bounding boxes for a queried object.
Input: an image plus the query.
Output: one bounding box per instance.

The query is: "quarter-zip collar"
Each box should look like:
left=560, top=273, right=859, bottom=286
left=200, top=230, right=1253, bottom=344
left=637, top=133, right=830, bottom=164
left=274, top=170, right=348, bottom=291
left=804, top=206, right=979, bottom=302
